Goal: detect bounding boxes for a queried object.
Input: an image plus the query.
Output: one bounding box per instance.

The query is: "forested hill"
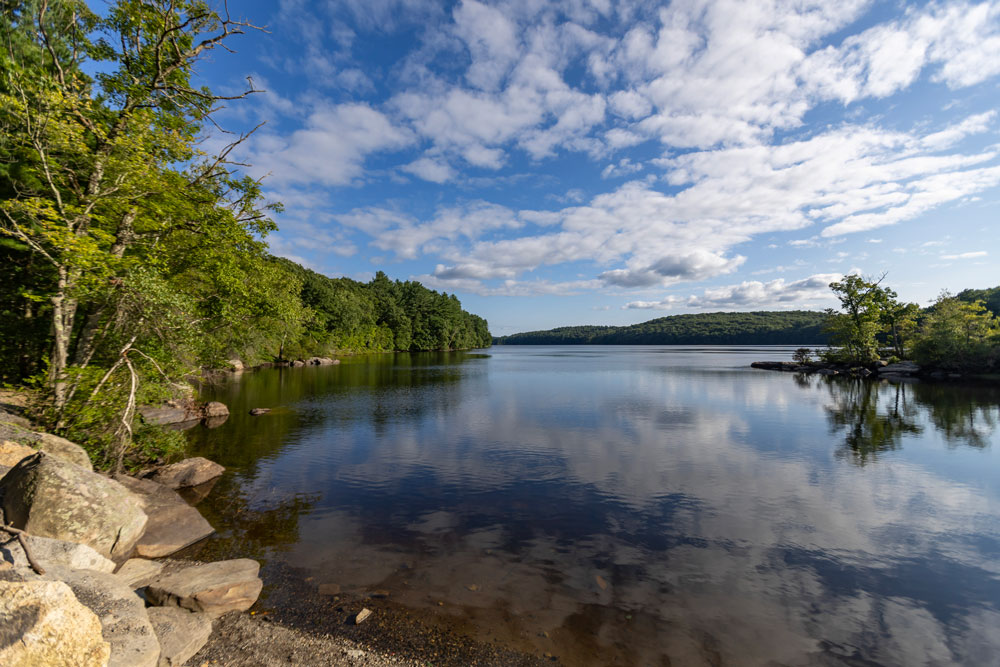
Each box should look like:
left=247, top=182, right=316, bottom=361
left=494, top=311, right=830, bottom=345
left=274, top=260, right=491, bottom=356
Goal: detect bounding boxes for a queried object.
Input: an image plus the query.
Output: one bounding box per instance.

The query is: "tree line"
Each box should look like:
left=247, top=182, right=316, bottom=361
left=494, top=311, right=830, bottom=345
left=0, top=0, right=488, bottom=470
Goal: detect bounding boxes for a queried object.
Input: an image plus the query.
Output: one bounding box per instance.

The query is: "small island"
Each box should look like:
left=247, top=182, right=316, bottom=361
left=753, top=276, right=1000, bottom=381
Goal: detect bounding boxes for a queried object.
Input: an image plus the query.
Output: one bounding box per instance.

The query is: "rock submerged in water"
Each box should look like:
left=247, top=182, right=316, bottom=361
left=146, top=558, right=263, bottom=618
left=0, top=452, right=147, bottom=561
left=249, top=407, right=271, bottom=416
left=148, top=457, right=225, bottom=489
left=139, top=401, right=229, bottom=427
left=0, top=579, right=111, bottom=667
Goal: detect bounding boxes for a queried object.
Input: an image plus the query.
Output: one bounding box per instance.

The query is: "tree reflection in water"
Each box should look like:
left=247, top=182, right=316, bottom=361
left=823, top=376, right=1000, bottom=463
left=911, top=382, right=1000, bottom=449
left=824, top=379, right=922, bottom=464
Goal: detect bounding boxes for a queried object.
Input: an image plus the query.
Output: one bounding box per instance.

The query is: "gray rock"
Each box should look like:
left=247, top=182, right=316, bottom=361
left=114, top=475, right=214, bottom=558
left=249, top=408, right=271, bottom=416
left=139, top=406, right=198, bottom=426
left=0, top=534, right=115, bottom=573
left=0, top=408, right=32, bottom=429
left=35, top=432, right=93, bottom=470
left=115, top=558, right=166, bottom=589
left=0, top=579, right=111, bottom=667
left=228, top=358, right=244, bottom=372
left=148, top=457, right=225, bottom=489
left=0, top=421, right=40, bottom=446
left=879, top=361, right=921, bottom=375
left=146, top=558, right=262, bottom=618
left=148, top=607, right=213, bottom=667
left=202, top=402, right=229, bottom=418
left=46, top=565, right=160, bottom=667
left=0, top=452, right=147, bottom=561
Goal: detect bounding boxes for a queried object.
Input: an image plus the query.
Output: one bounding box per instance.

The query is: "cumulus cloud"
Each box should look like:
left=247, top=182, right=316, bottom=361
left=239, top=0, right=1000, bottom=298
left=625, top=273, right=843, bottom=310
left=402, top=156, right=456, bottom=183
left=248, top=103, right=413, bottom=186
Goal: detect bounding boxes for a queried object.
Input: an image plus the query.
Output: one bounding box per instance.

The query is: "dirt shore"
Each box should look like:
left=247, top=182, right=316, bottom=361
left=191, top=559, right=550, bottom=667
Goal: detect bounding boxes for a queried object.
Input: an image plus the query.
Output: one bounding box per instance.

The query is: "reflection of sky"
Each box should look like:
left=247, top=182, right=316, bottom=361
left=204, top=347, right=1000, bottom=665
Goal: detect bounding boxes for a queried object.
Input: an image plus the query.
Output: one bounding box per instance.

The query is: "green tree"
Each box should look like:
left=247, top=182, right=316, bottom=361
left=1, top=0, right=302, bottom=468
left=912, top=292, right=999, bottom=367
left=823, top=275, right=894, bottom=363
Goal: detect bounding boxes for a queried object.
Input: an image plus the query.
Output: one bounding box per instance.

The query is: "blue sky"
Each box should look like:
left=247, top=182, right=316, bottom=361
left=190, top=0, right=999, bottom=334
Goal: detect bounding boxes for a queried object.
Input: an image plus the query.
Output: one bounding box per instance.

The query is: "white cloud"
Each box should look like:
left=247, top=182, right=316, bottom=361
left=402, top=157, right=456, bottom=183
left=941, top=251, right=988, bottom=259
left=625, top=273, right=843, bottom=310
left=249, top=103, right=413, bottom=186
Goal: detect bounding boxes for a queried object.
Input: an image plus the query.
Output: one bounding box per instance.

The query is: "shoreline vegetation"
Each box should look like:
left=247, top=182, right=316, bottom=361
left=0, top=1, right=490, bottom=473
left=496, top=278, right=1000, bottom=383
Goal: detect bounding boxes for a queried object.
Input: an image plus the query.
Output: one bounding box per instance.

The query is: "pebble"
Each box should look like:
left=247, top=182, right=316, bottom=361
left=355, top=608, right=373, bottom=625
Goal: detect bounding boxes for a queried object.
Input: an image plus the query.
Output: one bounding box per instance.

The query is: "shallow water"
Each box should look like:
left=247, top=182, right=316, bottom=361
left=186, top=346, right=1000, bottom=666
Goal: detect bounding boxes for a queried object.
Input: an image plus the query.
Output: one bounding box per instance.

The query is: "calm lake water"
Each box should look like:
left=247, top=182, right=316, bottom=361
left=186, top=346, right=1000, bottom=666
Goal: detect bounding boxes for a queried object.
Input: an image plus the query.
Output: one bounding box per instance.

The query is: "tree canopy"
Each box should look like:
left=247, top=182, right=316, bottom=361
left=0, top=0, right=489, bottom=470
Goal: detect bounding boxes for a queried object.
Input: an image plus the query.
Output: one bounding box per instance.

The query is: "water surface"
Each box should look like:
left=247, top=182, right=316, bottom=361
left=186, top=346, right=1000, bottom=666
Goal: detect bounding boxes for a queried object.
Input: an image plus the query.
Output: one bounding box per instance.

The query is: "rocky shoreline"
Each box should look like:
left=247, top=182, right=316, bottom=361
left=750, top=359, right=979, bottom=381
left=0, top=396, right=545, bottom=666
left=0, top=403, right=263, bottom=667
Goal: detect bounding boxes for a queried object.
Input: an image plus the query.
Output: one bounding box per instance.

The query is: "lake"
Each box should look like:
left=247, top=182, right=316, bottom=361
left=185, top=346, right=1000, bottom=666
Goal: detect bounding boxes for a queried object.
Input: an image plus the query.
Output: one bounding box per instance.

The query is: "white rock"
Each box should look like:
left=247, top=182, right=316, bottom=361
left=0, top=579, right=111, bottom=667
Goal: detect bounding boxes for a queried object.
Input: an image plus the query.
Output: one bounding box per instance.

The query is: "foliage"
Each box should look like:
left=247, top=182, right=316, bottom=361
left=0, top=1, right=491, bottom=471
left=911, top=292, right=999, bottom=368
left=495, top=311, right=829, bottom=345
left=274, top=261, right=492, bottom=355
left=822, top=275, right=903, bottom=363
left=792, top=347, right=813, bottom=363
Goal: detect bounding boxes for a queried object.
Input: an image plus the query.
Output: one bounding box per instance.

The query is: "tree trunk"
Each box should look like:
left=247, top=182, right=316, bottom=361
left=50, top=267, right=79, bottom=421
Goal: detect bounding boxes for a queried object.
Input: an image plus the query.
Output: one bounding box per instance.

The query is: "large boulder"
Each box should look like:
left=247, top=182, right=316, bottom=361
left=0, top=534, right=115, bottom=573
left=0, top=452, right=148, bottom=561
left=0, top=579, right=111, bottom=667
left=0, top=432, right=92, bottom=471
left=114, top=475, right=214, bottom=558
left=146, top=559, right=262, bottom=617
left=148, top=607, right=213, bottom=667
left=34, top=432, right=93, bottom=470
left=46, top=565, right=160, bottom=667
left=148, top=457, right=224, bottom=489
